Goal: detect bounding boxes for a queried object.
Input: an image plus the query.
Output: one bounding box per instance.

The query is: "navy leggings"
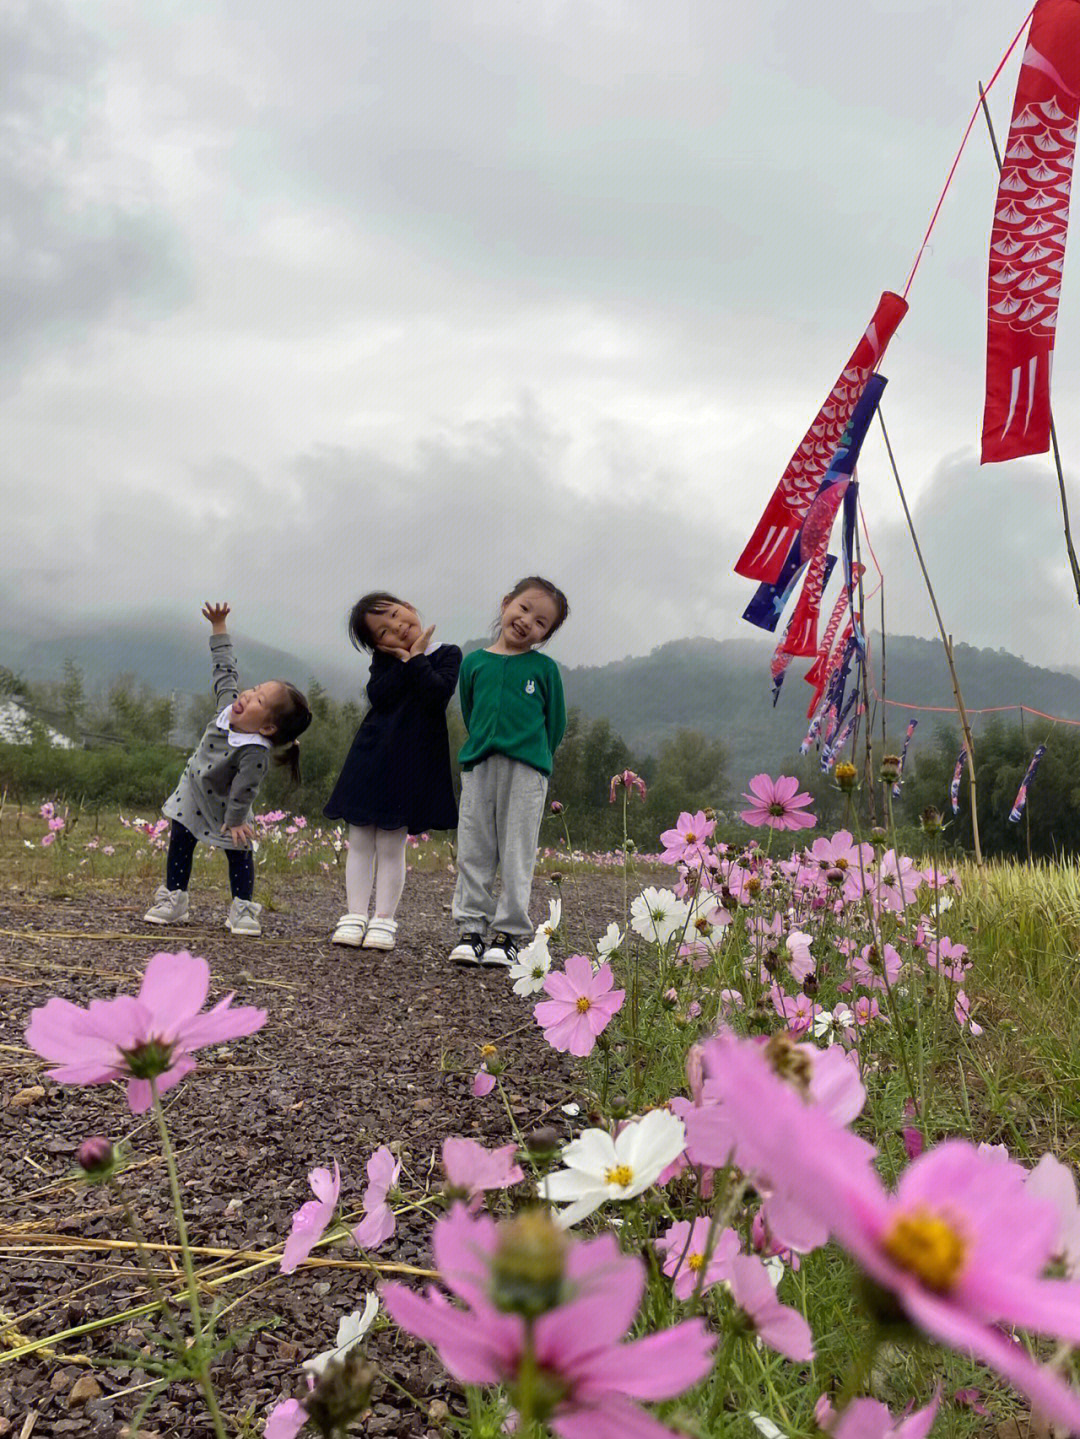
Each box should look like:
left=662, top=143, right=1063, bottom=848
left=165, top=821, right=254, bottom=900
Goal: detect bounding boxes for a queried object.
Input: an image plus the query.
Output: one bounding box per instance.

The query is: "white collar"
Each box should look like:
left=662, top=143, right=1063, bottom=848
left=425, top=641, right=442, bottom=654
left=216, top=705, right=273, bottom=749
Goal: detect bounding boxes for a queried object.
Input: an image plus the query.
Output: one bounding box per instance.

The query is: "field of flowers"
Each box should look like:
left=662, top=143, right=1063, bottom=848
left=6, top=769, right=1080, bottom=1439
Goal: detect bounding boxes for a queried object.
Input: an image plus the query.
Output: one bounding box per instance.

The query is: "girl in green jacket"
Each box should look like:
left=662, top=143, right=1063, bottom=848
left=450, top=576, right=569, bottom=969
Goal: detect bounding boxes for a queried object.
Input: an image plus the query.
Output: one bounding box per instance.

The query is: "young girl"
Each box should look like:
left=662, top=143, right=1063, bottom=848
left=324, top=593, right=461, bottom=950
left=144, top=602, right=312, bottom=937
left=450, top=576, right=569, bottom=968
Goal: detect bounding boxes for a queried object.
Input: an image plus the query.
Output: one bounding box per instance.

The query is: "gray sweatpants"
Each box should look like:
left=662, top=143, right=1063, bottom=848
left=452, top=755, right=548, bottom=938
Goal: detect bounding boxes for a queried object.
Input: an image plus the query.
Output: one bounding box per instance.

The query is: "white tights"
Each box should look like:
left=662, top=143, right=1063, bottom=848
left=345, top=825, right=408, bottom=918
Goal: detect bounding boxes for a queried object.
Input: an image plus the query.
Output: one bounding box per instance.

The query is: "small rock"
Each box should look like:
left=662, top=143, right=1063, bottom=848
left=67, top=1374, right=102, bottom=1404
left=49, top=1369, right=75, bottom=1392
left=428, top=1399, right=450, bottom=1421
left=6, top=1085, right=46, bottom=1109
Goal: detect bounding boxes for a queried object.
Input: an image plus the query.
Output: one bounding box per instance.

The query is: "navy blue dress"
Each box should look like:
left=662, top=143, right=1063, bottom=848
left=324, top=644, right=462, bottom=834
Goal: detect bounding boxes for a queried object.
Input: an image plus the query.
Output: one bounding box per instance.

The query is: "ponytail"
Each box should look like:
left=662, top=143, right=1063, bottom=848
left=274, top=739, right=303, bottom=785
left=269, top=681, right=312, bottom=788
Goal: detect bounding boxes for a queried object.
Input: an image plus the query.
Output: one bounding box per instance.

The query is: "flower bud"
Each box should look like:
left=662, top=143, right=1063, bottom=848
left=703, top=807, right=717, bottom=822
left=549, top=871, right=563, bottom=887
left=304, top=1353, right=376, bottom=1434
left=525, top=1126, right=560, bottom=1159
left=834, top=762, right=858, bottom=793
left=745, top=875, right=762, bottom=897
left=609, top=1094, right=631, bottom=1119
left=77, top=1136, right=116, bottom=1177
left=549, top=800, right=564, bottom=814
left=826, top=866, right=845, bottom=887
left=920, top=806, right=944, bottom=835
left=870, top=826, right=888, bottom=847
left=879, top=754, right=901, bottom=782
left=491, top=1211, right=568, bottom=1317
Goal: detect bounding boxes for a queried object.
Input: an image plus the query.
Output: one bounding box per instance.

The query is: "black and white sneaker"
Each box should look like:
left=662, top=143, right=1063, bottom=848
left=481, top=932, right=519, bottom=968
left=449, top=931, right=486, bottom=967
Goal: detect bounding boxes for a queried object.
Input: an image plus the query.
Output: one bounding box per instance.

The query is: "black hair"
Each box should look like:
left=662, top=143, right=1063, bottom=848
left=268, top=681, right=312, bottom=785
left=347, top=592, right=415, bottom=653
left=500, top=576, right=570, bottom=643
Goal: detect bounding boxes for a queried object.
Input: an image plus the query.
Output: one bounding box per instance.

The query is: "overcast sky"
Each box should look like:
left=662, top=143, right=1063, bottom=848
left=2, top=0, right=1078, bottom=678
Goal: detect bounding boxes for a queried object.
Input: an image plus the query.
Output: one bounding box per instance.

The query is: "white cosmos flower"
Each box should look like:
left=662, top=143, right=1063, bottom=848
left=539, top=898, right=561, bottom=942
left=629, top=886, right=689, bottom=945
left=596, top=921, right=624, bottom=959
left=508, top=932, right=552, bottom=996
left=541, top=1110, right=686, bottom=1228
left=302, top=1293, right=379, bottom=1376
left=812, top=1008, right=834, bottom=1040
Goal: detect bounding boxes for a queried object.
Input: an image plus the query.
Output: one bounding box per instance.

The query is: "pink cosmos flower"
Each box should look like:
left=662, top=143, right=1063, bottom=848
left=41, top=832, right=56, bottom=847
left=727, top=1253, right=814, bottom=1361
left=849, top=943, right=903, bottom=993
left=534, top=956, right=624, bottom=1058
left=25, top=951, right=266, bottom=1115
left=281, top=1162, right=341, bottom=1274
left=853, top=995, right=884, bottom=1026
left=382, top=1204, right=713, bottom=1439
left=704, top=1041, right=1080, bottom=1433
left=924, top=935, right=970, bottom=981
left=769, top=986, right=820, bottom=1036
left=351, top=1146, right=399, bottom=1251
left=609, top=769, right=647, bottom=804
left=874, top=850, right=922, bottom=912
left=658, top=811, right=716, bottom=865
left=740, top=774, right=816, bottom=831
left=655, top=1217, right=739, bottom=1301
left=442, top=1137, right=524, bottom=1208
left=471, top=1065, right=496, bottom=1097
left=953, top=989, right=983, bottom=1036
left=265, top=1397, right=307, bottom=1438
left=820, top=1395, right=939, bottom=1439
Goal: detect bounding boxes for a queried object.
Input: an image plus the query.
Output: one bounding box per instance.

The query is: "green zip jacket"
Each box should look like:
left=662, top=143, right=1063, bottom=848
left=457, top=648, right=567, bottom=775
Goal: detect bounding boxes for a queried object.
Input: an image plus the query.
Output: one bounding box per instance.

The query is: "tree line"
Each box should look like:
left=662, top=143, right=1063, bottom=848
left=0, top=661, right=727, bottom=847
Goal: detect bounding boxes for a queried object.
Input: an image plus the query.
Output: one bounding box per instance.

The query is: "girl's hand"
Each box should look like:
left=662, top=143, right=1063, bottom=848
left=202, top=602, right=231, bottom=633
left=223, top=822, right=254, bottom=847
left=384, top=625, right=435, bottom=662
left=409, top=624, right=435, bottom=657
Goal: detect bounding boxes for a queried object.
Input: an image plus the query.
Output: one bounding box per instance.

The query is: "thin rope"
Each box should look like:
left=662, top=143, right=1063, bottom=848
left=871, top=691, right=1080, bottom=727
left=902, top=3, right=1035, bottom=300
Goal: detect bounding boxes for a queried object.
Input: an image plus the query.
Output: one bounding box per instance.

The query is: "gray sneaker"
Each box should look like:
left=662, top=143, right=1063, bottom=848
left=225, top=899, right=262, bottom=936
left=144, top=886, right=190, bottom=925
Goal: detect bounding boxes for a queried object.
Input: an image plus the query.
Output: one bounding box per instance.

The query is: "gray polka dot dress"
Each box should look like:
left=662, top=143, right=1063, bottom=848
left=162, top=633, right=270, bottom=848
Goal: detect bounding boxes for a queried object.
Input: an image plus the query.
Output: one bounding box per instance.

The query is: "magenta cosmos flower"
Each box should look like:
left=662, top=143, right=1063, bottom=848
left=281, top=1162, right=341, bottom=1274
left=534, top=956, right=624, bottom=1058
left=443, top=1137, right=524, bottom=1207
left=818, top=1394, right=939, bottom=1439
left=25, top=950, right=266, bottom=1115
left=382, top=1204, right=713, bottom=1439
left=655, top=1217, right=738, bottom=1301
left=609, top=769, right=647, bottom=804
left=351, top=1146, right=400, bottom=1251
left=705, top=1037, right=1080, bottom=1432
left=727, top=1253, right=813, bottom=1361
left=658, top=810, right=716, bottom=865
left=740, top=774, right=816, bottom=831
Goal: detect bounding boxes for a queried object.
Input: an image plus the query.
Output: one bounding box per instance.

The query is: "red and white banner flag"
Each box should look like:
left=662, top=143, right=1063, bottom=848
left=982, top=0, right=1080, bottom=463
left=734, top=292, right=907, bottom=584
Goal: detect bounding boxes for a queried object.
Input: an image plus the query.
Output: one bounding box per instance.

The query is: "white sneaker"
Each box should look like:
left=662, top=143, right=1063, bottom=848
left=481, top=932, right=519, bottom=969
left=144, top=886, right=190, bottom=925
left=449, top=932, right=485, bottom=966
left=332, top=913, right=368, bottom=947
left=362, top=917, right=397, bottom=950
left=225, top=899, right=262, bottom=936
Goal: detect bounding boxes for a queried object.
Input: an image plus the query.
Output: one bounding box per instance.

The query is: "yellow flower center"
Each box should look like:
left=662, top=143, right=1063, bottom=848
left=764, top=1032, right=813, bottom=1096
left=882, top=1208, right=967, bottom=1292
left=694, top=916, right=711, bottom=934
left=684, top=831, right=697, bottom=843
left=480, top=1044, right=498, bottom=1059
left=576, top=995, right=592, bottom=1013
left=687, top=1252, right=705, bottom=1271
left=605, top=1164, right=634, bottom=1187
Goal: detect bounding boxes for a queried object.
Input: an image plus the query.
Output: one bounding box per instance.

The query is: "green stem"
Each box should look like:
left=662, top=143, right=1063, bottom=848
left=150, top=1080, right=228, bottom=1439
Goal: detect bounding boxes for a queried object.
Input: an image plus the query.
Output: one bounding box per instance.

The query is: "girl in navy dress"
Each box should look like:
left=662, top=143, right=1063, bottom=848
left=324, top=593, right=461, bottom=951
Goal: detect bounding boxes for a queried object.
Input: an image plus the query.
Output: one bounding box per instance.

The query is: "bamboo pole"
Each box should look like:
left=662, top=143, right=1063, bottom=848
left=878, top=412, right=983, bottom=862
left=978, top=81, right=1080, bottom=609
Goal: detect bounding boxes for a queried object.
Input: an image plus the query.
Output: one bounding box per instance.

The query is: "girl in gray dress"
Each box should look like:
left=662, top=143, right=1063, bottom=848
left=144, top=602, right=312, bottom=936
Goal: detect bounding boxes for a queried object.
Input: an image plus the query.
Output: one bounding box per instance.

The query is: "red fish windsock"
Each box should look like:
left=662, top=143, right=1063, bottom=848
left=735, top=292, right=907, bottom=584
left=982, top=0, right=1080, bottom=463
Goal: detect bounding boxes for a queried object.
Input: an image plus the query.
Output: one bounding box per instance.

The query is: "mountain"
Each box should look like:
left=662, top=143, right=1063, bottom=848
left=0, top=619, right=361, bottom=700
left=4, top=619, right=1077, bottom=778
left=560, top=634, right=1080, bottom=777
